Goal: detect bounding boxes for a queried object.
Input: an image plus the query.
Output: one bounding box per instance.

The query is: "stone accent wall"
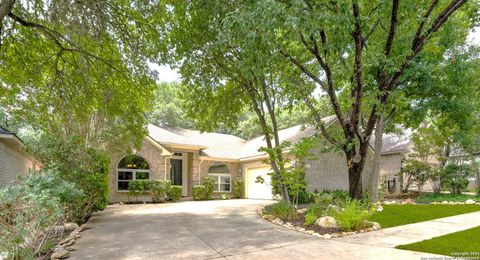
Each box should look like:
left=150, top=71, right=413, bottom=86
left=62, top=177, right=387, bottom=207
left=108, top=139, right=166, bottom=203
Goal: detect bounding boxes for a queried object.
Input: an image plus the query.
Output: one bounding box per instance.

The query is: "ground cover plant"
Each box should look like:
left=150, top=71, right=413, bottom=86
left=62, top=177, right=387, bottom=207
left=415, top=193, right=480, bottom=203
left=396, top=226, right=480, bottom=257
left=369, top=204, right=480, bottom=228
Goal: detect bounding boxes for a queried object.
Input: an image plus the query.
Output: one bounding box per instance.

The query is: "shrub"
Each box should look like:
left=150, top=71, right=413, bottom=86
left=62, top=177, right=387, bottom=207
left=441, top=164, right=472, bottom=194
left=128, top=179, right=149, bottom=201
left=270, top=201, right=297, bottom=221
left=168, top=185, right=183, bottom=202
left=398, top=159, right=432, bottom=193
left=329, top=199, right=374, bottom=231
left=0, top=169, right=83, bottom=259
left=202, top=176, right=215, bottom=199
left=314, top=192, right=333, bottom=206
left=193, top=185, right=208, bottom=200
left=233, top=177, right=244, bottom=198
left=295, top=188, right=312, bottom=204
left=148, top=180, right=168, bottom=203
left=304, top=204, right=323, bottom=225
left=331, top=190, right=349, bottom=205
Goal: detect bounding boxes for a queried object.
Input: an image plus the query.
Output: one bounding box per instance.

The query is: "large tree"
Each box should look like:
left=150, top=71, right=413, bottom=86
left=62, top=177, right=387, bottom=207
left=0, top=0, right=165, bottom=148
left=219, top=0, right=478, bottom=198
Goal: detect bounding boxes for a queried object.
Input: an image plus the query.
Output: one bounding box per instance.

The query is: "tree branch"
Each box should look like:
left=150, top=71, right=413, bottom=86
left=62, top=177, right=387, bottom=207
left=385, top=0, right=399, bottom=57
left=304, top=96, right=340, bottom=146
left=387, top=0, right=467, bottom=90
left=7, top=11, right=121, bottom=73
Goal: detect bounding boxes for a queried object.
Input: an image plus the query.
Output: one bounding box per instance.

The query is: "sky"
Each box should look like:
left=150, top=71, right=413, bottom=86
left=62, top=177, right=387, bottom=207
left=152, top=28, right=480, bottom=83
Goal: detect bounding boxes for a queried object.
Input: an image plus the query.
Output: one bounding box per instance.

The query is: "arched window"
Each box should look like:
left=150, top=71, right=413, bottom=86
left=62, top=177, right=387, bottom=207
left=117, top=155, right=150, bottom=191
left=208, top=162, right=231, bottom=192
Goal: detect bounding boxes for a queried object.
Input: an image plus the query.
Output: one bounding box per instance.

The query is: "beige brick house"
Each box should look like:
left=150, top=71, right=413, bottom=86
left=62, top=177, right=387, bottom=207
left=109, top=117, right=375, bottom=202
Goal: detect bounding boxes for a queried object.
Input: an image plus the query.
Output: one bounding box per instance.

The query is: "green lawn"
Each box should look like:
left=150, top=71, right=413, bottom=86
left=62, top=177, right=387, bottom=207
left=415, top=193, right=480, bottom=203
left=369, top=204, right=480, bottom=228
left=397, top=226, right=480, bottom=257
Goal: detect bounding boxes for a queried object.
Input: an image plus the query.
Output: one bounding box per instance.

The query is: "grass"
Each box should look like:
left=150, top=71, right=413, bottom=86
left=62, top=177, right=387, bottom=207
left=415, top=193, right=480, bottom=203
left=369, top=204, right=480, bottom=228
left=397, top=226, right=480, bottom=257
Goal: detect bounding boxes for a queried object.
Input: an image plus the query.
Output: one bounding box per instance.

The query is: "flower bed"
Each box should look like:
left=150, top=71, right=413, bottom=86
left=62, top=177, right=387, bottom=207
left=260, top=207, right=381, bottom=239
left=259, top=191, right=382, bottom=239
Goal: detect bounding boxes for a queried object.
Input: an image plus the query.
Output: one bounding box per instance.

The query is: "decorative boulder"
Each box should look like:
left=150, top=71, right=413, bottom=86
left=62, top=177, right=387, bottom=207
left=315, top=216, right=337, bottom=228
left=364, top=220, right=381, bottom=230
left=404, top=198, right=414, bottom=204
left=466, top=199, right=475, bottom=204
left=51, top=247, right=69, bottom=259
left=64, top=222, right=79, bottom=232
left=376, top=205, right=383, bottom=212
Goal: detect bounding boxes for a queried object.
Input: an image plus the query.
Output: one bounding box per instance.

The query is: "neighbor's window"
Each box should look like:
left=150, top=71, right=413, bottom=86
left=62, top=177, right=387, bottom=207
left=208, top=162, right=231, bottom=192
left=117, top=155, right=150, bottom=191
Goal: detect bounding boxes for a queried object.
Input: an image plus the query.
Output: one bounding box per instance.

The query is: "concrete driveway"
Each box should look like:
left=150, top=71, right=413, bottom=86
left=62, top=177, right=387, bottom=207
left=70, top=199, right=437, bottom=260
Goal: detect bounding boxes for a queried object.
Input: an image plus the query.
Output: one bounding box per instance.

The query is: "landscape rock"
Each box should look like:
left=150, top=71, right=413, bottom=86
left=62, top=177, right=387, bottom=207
left=322, top=234, right=332, bottom=240
left=441, top=201, right=449, bottom=204
left=315, top=216, right=337, bottom=228
left=465, top=199, right=475, bottom=204
left=64, top=223, right=79, bottom=232
left=364, top=220, right=381, bottom=230
left=51, top=247, right=69, bottom=259
left=305, top=230, right=315, bottom=235
left=376, top=205, right=383, bottom=212
left=297, top=208, right=307, bottom=214
left=404, top=198, right=414, bottom=204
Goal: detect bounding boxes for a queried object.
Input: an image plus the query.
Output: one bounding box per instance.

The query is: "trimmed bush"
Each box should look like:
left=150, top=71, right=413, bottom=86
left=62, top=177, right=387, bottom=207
left=148, top=180, right=168, bottom=203
left=233, top=177, right=244, bottom=198
left=329, top=199, right=374, bottom=231
left=441, top=164, right=472, bottom=194
left=270, top=201, right=297, bottom=221
left=168, top=185, right=183, bottom=202
left=128, top=179, right=149, bottom=201
left=202, top=176, right=215, bottom=199
left=193, top=185, right=208, bottom=200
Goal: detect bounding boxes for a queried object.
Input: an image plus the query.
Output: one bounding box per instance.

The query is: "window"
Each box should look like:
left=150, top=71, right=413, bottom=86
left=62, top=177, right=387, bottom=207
left=208, top=162, right=231, bottom=192
left=117, top=155, right=150, bottom=191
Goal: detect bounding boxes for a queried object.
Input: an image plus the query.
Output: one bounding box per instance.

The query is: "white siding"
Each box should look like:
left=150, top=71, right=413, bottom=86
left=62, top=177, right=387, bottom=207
left=0, top=142, right=34, bottom=187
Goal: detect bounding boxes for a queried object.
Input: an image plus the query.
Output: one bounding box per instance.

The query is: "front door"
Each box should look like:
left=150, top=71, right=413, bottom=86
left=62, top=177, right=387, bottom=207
left=170, top=159, right=182, bottom=186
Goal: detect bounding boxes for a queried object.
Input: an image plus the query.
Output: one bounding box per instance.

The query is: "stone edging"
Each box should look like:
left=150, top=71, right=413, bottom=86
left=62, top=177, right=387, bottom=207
left=50, top=223, right=89, bottom=259
left=258, top=209, right=381, bottom=240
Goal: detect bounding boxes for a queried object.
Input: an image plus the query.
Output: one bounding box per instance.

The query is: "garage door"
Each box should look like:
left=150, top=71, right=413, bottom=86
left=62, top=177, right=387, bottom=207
left=246, top=167, right=273, bottom=200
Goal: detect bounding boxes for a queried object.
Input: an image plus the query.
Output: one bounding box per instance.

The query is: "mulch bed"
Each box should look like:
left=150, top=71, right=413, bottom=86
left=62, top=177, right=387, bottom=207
left=290, top=214, right=342, bottom=234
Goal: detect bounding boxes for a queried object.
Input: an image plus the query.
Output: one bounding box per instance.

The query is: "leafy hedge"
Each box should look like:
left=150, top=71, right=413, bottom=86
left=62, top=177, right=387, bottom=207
left=127, top=179, right=182, bottom=202
left=193, top=176, right=215, bottom=200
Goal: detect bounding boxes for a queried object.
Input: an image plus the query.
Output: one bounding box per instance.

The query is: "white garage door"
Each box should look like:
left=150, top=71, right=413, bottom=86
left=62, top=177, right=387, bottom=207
left=246, top=167, right=273, bottom=200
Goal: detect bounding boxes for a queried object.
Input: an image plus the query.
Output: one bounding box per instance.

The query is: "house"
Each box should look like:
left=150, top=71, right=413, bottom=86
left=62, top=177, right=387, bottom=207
left=109, top=117, right=375, bottom=202
left=0, top=127, right=42, bottom=187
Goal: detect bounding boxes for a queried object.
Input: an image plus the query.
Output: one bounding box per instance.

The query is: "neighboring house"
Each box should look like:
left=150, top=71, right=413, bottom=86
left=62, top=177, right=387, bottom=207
left=0, top=127, right=42, bottom=187
left=109, top=117, right=375, bottom=202
left=371, top=131, right=414, bottom=194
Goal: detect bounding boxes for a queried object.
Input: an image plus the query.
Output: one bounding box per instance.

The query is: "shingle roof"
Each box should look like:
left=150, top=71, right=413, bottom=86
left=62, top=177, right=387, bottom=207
left=147, top=115, right=337, bottom=160
left=370, top=129, right=413, bottom=154
left=0, top=126, right=14, bottom=135
left=147, top=125, right=246, bottom=159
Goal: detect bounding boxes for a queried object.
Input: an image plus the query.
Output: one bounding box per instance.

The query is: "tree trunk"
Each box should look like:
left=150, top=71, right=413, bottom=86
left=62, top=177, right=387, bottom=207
left=346, top=141, right=369, bottom=199
left=0, top=0, right=15, bottom=24
left=369, top=115, right=385, bottom=201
